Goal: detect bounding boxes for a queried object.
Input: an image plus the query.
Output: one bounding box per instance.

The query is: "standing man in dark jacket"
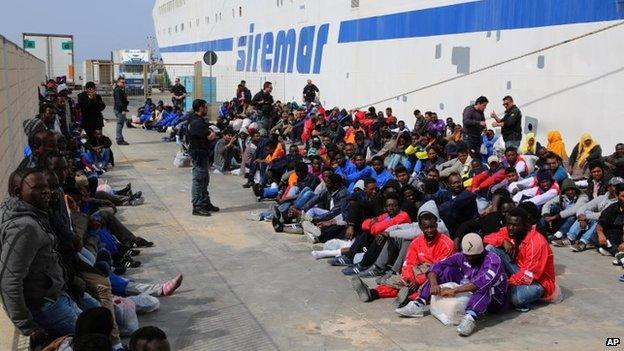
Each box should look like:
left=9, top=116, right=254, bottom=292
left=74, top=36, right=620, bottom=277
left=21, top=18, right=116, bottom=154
left=77, top=81, right=106, bottom=138
left=491, top=95, right=522, bottom=148
left=187, top=99, right=220, bottom=216
left=251, top=81, right=274, bottom=132
left=113, top=77, right=130, bottom=145
left=462, top=96, right=488, bottom=153
left=170, top=78, right=187, bottom=110
left=302, top=79, right=319, bottom=104
left=0, top=169, right=77, bottom=340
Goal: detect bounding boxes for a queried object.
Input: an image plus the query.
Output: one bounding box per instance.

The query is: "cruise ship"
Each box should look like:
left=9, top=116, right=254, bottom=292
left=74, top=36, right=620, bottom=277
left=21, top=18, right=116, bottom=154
left=153, top=0, right=624, bottom=149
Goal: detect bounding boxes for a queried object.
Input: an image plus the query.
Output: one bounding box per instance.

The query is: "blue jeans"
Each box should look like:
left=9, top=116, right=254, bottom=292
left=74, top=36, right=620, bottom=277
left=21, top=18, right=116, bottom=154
left=114, top=110, right=126, bottom=142
left=567, top=219, right=598, bottom=243
left=486, top=246, right=544, bottom=309
left=509, top=284, right=545, bottom=309
left=95, top=148, right=112, bottom=168
left=486, top=246, right=519, bottom=274
left=294, top=187, right=315, bottom=209
left=190, top=150, right=211, bottom=209
left=30, top=292, right=82, bottom=337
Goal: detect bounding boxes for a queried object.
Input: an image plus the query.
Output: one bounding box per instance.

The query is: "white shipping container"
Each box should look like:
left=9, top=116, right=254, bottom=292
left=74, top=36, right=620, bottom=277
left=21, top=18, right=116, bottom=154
left=23, top=33, right=74, bottom=84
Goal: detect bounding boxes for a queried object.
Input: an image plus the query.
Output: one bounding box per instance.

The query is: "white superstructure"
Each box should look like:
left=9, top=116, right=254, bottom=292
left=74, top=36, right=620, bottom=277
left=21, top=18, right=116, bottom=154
left=153, top=0, right=624, bottom=149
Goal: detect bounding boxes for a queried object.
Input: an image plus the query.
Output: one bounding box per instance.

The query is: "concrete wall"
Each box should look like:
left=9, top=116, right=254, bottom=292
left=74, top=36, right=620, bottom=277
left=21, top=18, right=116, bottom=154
left=0, top=35, right=45, bottom=199
left=0, top=34, right=45, bottom=350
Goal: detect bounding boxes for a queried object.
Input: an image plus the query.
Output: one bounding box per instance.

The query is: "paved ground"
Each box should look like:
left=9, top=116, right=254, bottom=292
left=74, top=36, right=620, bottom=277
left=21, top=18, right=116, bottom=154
left=5, top=109, right=624, bottom=350
left=93, top=120, right=624, bottom=351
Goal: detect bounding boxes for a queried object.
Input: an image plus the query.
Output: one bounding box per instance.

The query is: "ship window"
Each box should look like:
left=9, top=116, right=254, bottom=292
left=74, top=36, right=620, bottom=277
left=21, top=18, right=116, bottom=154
left=239, top=6, right=242, bottom=16
left=180, top=23, right=184, bottom=31
left=168, top=27, right=172, bottom=35
left=219, top=12, right=222, bottom=20
left=188, top=21, right=191, bottom=29
left=205, top=16, right=209, bottom=24
left=351, top=0, right=360, bottom=8
left=215, top=13, right=217, bottom=22
left=174, top=25, right=178, bottom=32
left=196, top=18, right=199, bottom=26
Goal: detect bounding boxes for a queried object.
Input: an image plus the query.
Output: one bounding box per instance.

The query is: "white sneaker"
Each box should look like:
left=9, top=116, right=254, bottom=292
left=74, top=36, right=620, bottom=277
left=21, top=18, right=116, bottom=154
left=457, top=314, right=476, bottom=336
left=395, top=301, right=427, bottom=318
left=553, top=231, right=563, bottom=239
left=598, top=247, right=612, bottom=256
left=302, top=221, right=321, bottom=242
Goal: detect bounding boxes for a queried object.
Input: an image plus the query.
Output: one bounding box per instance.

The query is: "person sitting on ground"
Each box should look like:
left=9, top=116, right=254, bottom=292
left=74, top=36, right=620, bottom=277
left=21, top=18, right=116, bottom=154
left=568, top=132, right=602, bottom=179
left=469, top=155, right=506, bottom=196
left=511, top=169, right=560, bottom=207
left=44, top=307, right=115, bottom=351
left=604, top=143, right=624, bottom=178
left=567, top=176, right=623, bottom=252
left=129, top=326, right=171, bottom=351
left=485, top=208, right=560, bottom=311
left=420, top=168, right=451, bottom=205
left=370, top=155, right=394, bottom=188
left=19, top=130, right=58, bottom=170
left=341, top=192, right=411, bottom=275
left=546, top=130, right=568, bottom=161
left=0, top=169, right=79, bottom=339
left=437, top=147, right=472, bottom=180
left=438, top=172, right=478, bottom=237
left=518, top=132, right=540, bottom=156
left=454, top=197, right=516, bottom=250
left=351, top=211, right=455, bottom=307
left=299, top=173, right=350, bottom=242
left=541, top=178, right=588, bottom=245
left=490, top=167, right=520, bottom=193
left=576, top=161, right=612, bottom=201
left=213, top=129, right=242, bottom=173
left=503, top=146, right=529, bottom=178
left=333, top=150, right=357, bottom=179
left=412, top=145, right=444, bottom=180
left=395, top=233, right=508, bottom=337
left=595, top=183, right=624, bottom=257
left=543, top=152, right=569, bottom=185
left=345, top=153, right=374, bottom=192
left=85, top=128, right=114, bottom=170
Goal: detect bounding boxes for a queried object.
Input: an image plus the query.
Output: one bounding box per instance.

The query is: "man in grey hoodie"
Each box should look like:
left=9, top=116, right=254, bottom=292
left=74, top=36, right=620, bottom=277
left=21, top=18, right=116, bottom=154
left=0, top=169, right=79, bottom=339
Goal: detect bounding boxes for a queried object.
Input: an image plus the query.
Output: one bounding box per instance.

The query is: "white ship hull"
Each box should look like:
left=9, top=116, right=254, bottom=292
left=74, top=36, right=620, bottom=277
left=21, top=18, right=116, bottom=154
left=153, top=0, right=624, bottom=149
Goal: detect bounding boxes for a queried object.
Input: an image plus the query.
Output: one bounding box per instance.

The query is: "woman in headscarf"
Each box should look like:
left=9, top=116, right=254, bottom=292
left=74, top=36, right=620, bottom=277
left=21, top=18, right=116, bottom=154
left=546, top=130, right=568, bottom=160
left=518, top=132, right=541, bottom=155
left=568, top=133, right=602, bottom=178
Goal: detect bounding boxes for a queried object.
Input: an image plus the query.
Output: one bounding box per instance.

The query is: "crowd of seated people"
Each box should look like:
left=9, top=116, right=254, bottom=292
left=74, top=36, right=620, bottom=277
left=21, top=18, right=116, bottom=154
left=0, top=80, right=181, bottom=350
left=192, top=82, right=624, bottom=336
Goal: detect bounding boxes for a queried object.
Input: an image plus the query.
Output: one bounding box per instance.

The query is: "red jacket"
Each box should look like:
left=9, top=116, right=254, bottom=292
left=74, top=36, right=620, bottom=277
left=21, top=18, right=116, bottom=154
left=483, top=227, right=510, bottom=247
left=484, top=226, right=557, bottom=300
left=470, top=168, right=506, bottom=192
left=509, top=228, right=557, bottom=299
left=361, top=211, right=410, bottom=236
left=401, top=233, right=455, bottom=284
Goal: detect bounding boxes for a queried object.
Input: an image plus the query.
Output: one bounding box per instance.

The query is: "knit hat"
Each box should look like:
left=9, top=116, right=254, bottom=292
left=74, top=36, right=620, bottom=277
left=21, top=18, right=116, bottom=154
left=461, top=233, right=484, bottom=255
left=561, top=178, right=579, bottom=193
left=22, top=118, right=47, bottom=139
left=536, top=169, right=553, bottom=182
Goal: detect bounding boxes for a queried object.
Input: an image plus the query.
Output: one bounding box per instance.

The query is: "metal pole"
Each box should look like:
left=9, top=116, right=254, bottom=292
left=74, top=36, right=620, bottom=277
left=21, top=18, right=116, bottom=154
left=143, top=64, right=148, bottom=99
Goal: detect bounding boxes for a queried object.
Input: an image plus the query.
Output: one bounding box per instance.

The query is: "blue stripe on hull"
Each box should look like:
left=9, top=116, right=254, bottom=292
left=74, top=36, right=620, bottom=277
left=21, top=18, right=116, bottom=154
left=160, top=38, right=234, bottom=53
left=338, top=0, right=624, bottom=43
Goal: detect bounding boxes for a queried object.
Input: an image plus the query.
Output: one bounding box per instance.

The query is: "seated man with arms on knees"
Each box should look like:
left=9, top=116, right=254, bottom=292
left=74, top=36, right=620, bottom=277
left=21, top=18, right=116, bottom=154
left=395, top=233, right=508, bottom=337
left=0, top=169, right=80, bottom=339
left=485, top=208, right=560, bottom=312
left=351, top=211, right=454, bottom=307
